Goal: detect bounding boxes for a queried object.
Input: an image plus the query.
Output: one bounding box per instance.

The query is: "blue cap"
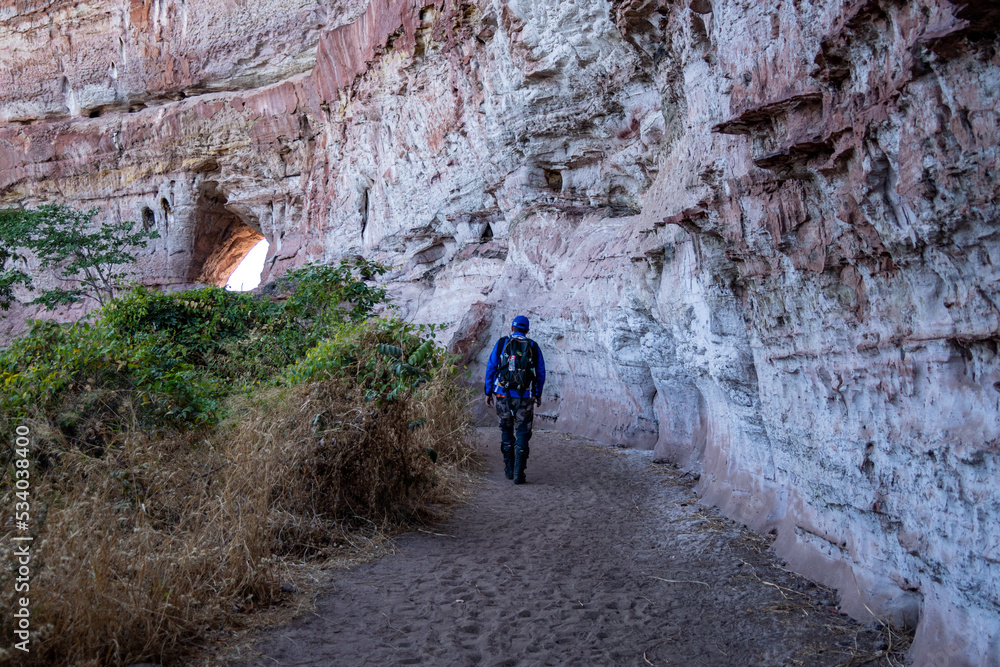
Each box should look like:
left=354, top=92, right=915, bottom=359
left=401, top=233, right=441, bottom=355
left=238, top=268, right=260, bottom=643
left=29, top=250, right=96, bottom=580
left=512, top=315, right=529, bottom=331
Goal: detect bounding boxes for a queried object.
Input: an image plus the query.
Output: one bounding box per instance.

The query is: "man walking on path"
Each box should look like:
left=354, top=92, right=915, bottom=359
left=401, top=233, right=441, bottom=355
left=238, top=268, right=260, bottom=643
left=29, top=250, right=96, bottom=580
left=484, top=315, right=546, bottom=484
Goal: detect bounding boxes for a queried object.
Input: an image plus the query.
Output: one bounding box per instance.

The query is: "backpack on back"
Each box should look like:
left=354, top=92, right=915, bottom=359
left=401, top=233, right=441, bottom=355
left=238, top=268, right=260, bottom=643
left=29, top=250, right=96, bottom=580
left=497, top=337, right=536, bottom=393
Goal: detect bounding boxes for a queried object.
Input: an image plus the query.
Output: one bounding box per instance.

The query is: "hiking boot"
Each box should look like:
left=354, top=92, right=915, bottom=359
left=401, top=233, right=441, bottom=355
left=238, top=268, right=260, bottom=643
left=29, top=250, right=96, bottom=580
left=502, top=445, right=514, bottom=480
left=513, top=451, right=526, bottom=484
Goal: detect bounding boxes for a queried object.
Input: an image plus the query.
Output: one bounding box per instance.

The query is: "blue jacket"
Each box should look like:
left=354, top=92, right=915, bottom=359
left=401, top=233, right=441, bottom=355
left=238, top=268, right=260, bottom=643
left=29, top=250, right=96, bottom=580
left=484, top=333, right=546, bottom=398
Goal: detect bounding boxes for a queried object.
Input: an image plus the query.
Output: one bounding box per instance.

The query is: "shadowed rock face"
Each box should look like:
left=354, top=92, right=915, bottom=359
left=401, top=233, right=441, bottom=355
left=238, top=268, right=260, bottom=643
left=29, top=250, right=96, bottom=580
left=1, top=0, right=998, bottom=663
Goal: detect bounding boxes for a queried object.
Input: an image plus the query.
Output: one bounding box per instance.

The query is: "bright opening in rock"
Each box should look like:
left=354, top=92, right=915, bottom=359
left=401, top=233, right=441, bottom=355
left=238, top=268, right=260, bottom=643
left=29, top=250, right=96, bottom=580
left=190, top=181, right=267, bottom=288
left=225, top=239, right=269, bottom=291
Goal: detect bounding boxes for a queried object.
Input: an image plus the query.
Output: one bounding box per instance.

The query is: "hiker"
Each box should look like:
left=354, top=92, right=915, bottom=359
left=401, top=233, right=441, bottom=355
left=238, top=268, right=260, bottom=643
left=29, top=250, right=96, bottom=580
left=484, top=315, right=546, bottom=484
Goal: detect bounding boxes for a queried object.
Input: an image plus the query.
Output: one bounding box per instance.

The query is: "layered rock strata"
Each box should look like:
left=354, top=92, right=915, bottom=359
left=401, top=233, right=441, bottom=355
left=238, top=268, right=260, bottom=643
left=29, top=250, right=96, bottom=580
left=1, top=1, right=998, bottom=664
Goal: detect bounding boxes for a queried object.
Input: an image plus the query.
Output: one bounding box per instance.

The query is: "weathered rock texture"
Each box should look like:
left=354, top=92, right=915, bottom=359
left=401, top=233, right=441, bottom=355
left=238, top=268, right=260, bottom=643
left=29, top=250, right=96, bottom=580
left=1, top=1, right=998, bottom=664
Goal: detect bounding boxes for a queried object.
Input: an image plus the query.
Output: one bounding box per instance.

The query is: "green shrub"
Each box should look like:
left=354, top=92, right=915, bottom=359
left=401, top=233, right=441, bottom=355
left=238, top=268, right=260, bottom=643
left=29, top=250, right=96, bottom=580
left=0, top=258, right=429, bottom=440
left=102, top=284, right=271, bottom=350
left=287, top=319, right=453, bottom=402
left=0, top=319, right=222, bottom=433
left=279, top=258, right=390, bottom=327
left=100, top=258, right=391, bottom=384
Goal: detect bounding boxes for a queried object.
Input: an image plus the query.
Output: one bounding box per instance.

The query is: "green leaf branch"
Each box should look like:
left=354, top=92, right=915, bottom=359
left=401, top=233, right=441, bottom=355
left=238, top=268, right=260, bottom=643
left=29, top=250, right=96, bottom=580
left=0, top=205, right=159, bottom=311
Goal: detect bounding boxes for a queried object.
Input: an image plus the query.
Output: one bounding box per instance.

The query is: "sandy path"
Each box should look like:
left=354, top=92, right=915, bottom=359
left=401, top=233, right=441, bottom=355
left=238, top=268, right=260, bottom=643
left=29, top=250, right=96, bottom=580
left=245, top=428, right=892, bottom=666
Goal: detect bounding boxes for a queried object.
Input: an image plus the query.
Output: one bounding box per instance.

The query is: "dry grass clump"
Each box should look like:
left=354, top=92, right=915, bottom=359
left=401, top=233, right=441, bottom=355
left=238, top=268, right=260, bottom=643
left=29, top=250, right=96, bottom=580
left=0, top=374, right=474, bottom=666
left=831, top=620, right=913, bottom=667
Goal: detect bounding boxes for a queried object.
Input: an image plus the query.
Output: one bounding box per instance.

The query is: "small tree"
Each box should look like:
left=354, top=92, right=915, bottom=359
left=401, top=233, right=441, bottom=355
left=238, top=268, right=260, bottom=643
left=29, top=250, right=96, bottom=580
left=0, top=210, right=32, bottom=311
left=0, top=204, right=159, bottom=311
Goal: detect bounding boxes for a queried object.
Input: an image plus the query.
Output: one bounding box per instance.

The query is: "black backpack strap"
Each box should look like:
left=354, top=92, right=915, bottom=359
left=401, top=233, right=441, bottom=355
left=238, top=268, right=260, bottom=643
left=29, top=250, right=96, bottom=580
left=528, top=339, right=537, bottom=386
left=497, top=336, right=510, bottom=360
left=495, top=337, right=509, bottom=388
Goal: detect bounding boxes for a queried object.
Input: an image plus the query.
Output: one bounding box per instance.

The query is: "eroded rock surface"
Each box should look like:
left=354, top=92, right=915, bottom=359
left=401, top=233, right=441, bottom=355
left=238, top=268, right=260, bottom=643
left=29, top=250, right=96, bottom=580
left=1, top=1, right=998, bottom=664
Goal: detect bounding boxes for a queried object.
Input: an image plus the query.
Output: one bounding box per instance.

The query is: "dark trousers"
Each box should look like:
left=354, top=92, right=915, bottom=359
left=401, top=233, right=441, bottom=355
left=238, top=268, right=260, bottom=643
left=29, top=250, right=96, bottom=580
left=496, top=395, right=534, bottom=476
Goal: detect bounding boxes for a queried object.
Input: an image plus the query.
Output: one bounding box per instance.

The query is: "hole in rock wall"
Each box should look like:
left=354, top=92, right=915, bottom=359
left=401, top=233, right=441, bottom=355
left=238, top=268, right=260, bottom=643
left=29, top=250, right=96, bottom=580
left=690, top=13, right=710, bottom=43
left=415, top=7, right=437, bottom=57
left=225, top=239, right=269, bottom=292
left=481, top=223, right=494, bottom=241
left=360, top=188, right=370, bottom=239
left=190, top=182, right=266, bottom=287
left=544, top=168, right=563, bottom=192
left=141, top=206, right=155, bottom=230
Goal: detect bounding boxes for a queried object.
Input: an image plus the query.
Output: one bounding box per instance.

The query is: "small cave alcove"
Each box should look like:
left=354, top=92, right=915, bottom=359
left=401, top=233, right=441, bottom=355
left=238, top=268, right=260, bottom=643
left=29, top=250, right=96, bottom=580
left=189, top=182, right=267, bottom=289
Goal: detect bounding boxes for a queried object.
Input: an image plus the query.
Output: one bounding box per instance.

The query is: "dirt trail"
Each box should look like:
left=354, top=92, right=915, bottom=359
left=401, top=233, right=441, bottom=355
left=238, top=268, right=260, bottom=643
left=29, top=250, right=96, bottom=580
left=245, top=428, right=898, bottom=666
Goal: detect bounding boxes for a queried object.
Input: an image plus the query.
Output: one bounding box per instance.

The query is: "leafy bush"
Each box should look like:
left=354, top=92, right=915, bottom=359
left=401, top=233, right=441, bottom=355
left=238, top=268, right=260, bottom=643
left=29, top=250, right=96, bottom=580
left=0, top=258, right=398, bottom=438
left=102, top=285, right=270, bottom=348
left=0, top=319, right=222, bottom=434
left=287, top=319, right=452, bottom=402
left=279, top=259, right=390, bottom=328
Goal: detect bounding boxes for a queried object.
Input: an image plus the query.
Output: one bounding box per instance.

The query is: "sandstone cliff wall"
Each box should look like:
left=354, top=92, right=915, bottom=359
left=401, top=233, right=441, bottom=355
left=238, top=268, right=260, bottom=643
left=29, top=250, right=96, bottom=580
left=1, top=1, right=998, bottom=663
